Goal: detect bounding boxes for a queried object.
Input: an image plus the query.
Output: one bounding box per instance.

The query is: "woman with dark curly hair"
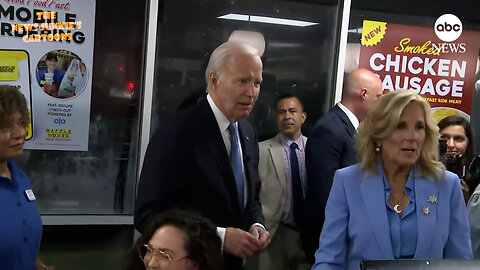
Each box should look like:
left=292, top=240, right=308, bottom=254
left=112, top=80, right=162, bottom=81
left=126, top=209, right=223, bottom=270
left=0, top=85, right=44, bottom=270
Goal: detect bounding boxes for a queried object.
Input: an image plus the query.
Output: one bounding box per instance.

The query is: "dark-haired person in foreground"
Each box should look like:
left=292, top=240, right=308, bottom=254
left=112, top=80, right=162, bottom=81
left=313, top=90, right=472, bottom=270
left=126, top=210, right=223, bottom=270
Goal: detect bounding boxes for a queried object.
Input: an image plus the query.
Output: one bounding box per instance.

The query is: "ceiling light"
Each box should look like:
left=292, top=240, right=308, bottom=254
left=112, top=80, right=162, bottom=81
left=218, top=14, right=249, bottom=22
left=348, top=27, right=363, bottom=33
left=250, top=15, right=317, bottom=27
left=218, top=13, right=318, bottom=27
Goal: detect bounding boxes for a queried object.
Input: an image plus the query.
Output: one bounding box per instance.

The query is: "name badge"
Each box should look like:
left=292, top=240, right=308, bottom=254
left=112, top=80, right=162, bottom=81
left=25, top=189, right=36, bottom=201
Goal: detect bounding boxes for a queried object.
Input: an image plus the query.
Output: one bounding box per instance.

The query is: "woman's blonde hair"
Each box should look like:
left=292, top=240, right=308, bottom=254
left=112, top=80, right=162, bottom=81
left=356, top=90, right=444, bottom=179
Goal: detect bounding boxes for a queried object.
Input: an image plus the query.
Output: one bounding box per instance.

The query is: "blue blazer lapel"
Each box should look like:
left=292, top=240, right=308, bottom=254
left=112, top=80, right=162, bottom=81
left=360, top=170, right=394, bottom=258
left=414, top=172, right=438, bottom=258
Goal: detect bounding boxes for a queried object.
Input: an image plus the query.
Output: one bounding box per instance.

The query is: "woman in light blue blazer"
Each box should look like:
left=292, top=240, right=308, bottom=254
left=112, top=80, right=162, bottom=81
left=313, top=90, right=473, bottom=270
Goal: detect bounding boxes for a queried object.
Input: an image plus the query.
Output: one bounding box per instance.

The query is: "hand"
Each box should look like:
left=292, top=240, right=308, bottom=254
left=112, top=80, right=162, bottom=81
left=36, top=259, right=55, bottom=270
left=249, top=225, right=270, bottom=252
left=224, top=227, right=260, bottom=258
left=43, top=84, right=58, bottom=97
left=461, top=179, right=470, bottom=204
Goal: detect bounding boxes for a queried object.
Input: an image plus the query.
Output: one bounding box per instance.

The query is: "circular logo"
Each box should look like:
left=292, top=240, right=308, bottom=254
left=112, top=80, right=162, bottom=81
left=434, top=14, right=462, bottom=42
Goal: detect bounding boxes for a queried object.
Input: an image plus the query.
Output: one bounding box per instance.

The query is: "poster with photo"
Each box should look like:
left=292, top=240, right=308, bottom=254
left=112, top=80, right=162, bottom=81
left=358, top=19, right=480, bottom=122
left=0, top=1, right=96, bottom=151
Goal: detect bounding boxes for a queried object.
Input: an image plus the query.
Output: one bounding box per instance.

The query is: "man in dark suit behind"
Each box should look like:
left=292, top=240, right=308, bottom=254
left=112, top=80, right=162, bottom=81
left=303, top=68, right=383, bottom=262
left=134, top=42, right=270, bottom=269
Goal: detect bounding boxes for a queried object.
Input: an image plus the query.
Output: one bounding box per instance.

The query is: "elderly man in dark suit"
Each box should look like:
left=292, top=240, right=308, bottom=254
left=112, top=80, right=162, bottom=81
left=134, top=41, right=270, bottom=270
left=303, top=68, right=383, bottom=262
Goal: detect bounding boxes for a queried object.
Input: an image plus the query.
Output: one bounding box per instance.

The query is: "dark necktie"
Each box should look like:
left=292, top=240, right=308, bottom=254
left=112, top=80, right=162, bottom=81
left=228, top=123, right=244, bottom=207
left=290, top=142, right=304, bottom=225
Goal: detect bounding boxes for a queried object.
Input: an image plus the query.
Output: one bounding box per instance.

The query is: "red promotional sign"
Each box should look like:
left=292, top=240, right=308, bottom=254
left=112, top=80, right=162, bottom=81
left=359, top=20, right=480, bottom=121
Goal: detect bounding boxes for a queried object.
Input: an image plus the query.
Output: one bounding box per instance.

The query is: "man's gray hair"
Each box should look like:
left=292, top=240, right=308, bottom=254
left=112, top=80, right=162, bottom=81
left=205, top=41, right=259, bottom=92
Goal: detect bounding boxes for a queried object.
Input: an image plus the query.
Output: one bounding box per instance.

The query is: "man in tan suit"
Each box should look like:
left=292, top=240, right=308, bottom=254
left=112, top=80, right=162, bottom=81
left=247, top=94, right=310, bottom=270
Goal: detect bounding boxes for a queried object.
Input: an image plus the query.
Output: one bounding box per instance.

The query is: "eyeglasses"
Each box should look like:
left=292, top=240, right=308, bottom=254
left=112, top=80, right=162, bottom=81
left=138, top=244, right=188, bottom=263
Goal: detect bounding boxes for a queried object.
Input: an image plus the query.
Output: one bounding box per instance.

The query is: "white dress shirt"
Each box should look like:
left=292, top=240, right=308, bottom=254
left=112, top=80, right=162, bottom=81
left=337, top=102, right=359, bottom=130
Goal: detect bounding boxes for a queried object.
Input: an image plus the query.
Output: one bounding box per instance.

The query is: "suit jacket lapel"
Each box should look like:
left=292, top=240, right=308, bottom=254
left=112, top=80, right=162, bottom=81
left=360, top=169, right=394, bottom=259
left=413, top=171, right=438, bottom=258
left=197, top=99, right=243, bottom=213
left=268, top=135, right=287, bottom=194
left=332, top=105, right=356, bottom=138
left=301, top=135, right=308, bottom=195
left=238, top=119, right=255, bottom=211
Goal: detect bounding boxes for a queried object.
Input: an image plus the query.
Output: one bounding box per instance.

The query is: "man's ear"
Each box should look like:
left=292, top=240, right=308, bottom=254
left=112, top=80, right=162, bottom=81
left=301, top=112, right=307, bottom=124
left=209, top=72, right=219, bottom=89
left=360, top=88, right=368, bottom=101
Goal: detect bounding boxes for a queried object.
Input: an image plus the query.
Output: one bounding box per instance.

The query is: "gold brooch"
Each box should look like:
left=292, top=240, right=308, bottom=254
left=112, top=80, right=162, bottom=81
left=422, top=206, right=430, bottom=215
left=427, top=195, right=437, bottom=204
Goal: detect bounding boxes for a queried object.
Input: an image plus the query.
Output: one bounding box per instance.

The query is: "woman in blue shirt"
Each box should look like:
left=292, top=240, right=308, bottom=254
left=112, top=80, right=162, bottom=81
left=0, top=85, right=43, bottom=270
left=312, top=90, right=472, bottom=270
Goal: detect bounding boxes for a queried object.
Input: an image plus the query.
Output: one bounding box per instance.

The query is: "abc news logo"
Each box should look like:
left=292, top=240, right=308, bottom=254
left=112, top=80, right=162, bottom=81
left=433, top=14, right=465, bottom=53
left=434, top=14, right=462, bottom=42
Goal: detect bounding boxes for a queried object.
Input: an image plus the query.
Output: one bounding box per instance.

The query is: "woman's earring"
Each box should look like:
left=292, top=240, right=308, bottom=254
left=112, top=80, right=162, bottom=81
left=375, top=145, right=381, bottom=152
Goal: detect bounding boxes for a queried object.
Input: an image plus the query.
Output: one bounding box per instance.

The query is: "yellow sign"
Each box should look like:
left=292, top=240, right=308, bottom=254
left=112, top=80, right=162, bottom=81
left=0, top=58, right=18, bottom=81
left=0, top=51, right=28, bottom=81
left=361, top=20, right=387, bottom=47
left=26, top=110, right=32, bottom=140
left=46, top=128, right=72, bottom=138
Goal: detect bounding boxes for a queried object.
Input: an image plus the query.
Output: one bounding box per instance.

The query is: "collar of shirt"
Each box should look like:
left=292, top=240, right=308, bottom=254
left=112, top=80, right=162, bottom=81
left=207, top=94, right=231, bottom=132
left=279, top=134, right=305, bottom=152
left=0, top=173, right=9, bottom=183
left=337, top=102, right=360, bottom=130
left=207, top=94, right=239, bottom=156
left=0, top=160, right=15, bottom=183
left=380, top=161, right=415, bottom=194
